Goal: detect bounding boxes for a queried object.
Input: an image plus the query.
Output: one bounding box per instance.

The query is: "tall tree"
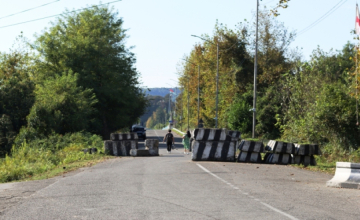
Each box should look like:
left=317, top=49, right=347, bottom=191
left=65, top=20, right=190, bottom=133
left=0, top=41, right=36, bottom=155
left=32, top=6, right=147, bottom=138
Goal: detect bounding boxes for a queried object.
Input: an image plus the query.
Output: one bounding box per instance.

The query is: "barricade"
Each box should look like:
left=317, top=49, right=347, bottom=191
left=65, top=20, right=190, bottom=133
left=264, top=140, right=294, bottom=165
left=130, top=149, right=150, bottom=157
left=327, top=162, right=360, bottom=189
left=191, top=140, right=236, bottom=161
left=110, top=133, right=138, bottom=141
left=293, top=144, right=321, bottom=166
left=264, top=153, right=292, bottom=165
left=193, top=128, right=231, bottom=141
left=237, top=140, right=264, bottom=163
left=267, top=140, right=295, bottom=154
left=145, top=139, right=159, bottom=156
left=104, top=133, right=138, bottom=156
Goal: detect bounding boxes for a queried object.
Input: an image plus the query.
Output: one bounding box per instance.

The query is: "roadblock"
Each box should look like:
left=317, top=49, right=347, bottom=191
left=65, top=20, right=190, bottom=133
left=293, top=144, right=321, bottom=166
left=327, top=162, right=360, bottom=189
left=104, top=133, right=138, bottom=156
left=264, top=140, right=295, bottom=165
left=191, top=140, right=236, bottom=161
left=191, top=128, right=238, bottom=161
left=193, top=128, right=231, bottom=141
left=145, top=139, right=159, bottom=156
left=237, top=140, right=264, bottom=163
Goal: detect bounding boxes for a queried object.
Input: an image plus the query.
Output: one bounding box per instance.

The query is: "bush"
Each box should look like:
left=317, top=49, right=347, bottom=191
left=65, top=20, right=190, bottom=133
left=0, top=132, right=104, bottom=183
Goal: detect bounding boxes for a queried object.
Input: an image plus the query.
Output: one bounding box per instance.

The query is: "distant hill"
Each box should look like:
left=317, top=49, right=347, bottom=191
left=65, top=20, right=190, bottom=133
left=144, top=88, right=180, bottom=97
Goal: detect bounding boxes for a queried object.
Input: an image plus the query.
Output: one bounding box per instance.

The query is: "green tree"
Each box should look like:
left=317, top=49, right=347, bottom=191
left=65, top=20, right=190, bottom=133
left=32, top=6, right=147, bottom=138
left=0, top=46, right=35, bottom=155
left=26, top=71, right=97, bottom=136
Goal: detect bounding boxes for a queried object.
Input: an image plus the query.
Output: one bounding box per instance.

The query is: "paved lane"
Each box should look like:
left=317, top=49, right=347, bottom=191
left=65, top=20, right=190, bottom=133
left=1, top=130, right=360, bottom=219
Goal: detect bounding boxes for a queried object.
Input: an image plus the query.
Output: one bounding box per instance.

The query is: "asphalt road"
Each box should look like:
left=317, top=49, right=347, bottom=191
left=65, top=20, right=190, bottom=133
left=1, top=129, right=360, bottom=220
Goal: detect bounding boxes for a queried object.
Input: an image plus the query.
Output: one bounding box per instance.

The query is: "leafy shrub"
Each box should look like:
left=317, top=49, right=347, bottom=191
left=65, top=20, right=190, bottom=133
left=0, top=132, right=104, bottom=183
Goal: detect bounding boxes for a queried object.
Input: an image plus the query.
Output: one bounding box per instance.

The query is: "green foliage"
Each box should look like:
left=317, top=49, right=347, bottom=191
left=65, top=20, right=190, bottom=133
left=0, top=132, right=103, bottom=183
left=26, top=71, right=96, bottom=136
left=0, top=48, right=36, bottom=156
left=32, top=5, right=147, bottom=137
left=227, top=95, right=252, bottom=134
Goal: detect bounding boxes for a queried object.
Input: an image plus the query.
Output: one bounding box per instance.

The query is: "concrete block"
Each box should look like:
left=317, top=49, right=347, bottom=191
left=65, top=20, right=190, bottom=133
left=110, top=132, right=138, bottom=141
left=145, top=139, right=159, bottom=156
left=293, top=155, right=316, bottom=166
left=191, top=140, right=236, bottom=162
left=104, top=140, right=114, bottom=155
left=228, top=130, right=241, bottom=141
left=137, top=149, right=150, bottom=156
left=267, top=140, right=295, bottom=154
left=238, top=140, right=265, bottom=153
left=327, top=162, right=360, bottom=189
left=193, top=128, right=231, bottom=141
left=130, top=149, right=137, bottom=156
left=294, top=144, right=321, bottom=155
left=111, top=140, right=138, bottom=156
left=264, top=153, right=292, bottom=165
left=237, top=152, right=262, bottom=163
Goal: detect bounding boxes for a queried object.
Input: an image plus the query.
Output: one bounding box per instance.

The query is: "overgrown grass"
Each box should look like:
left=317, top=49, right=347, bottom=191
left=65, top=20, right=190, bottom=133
left=299, top=144, right=360, bottom=174
left=0, top=132, right=109, bottom=183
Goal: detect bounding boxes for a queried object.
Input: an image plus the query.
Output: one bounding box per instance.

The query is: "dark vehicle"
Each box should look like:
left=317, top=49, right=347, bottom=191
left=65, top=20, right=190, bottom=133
left=132, top=125, right=146, bottom=140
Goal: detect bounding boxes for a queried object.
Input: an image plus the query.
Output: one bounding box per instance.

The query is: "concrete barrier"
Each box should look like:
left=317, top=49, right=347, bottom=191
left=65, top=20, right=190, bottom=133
left=238, top=140, right=265, bottom=153
left=293, top=155, right=316, bottom=166
left=104, top=140, right=138, bottom=156
left=145, top=139, right=159, bottom=156
left=104, top=141, right=114, bottom=155
left=267, top=140, right=295, bottom=154
left=193, top=128, right=231, bottom=141
left=327, top=162, right=360, bottom=189
left=237, top=152, right=262, bottom=163
left=130, top=149, right=150, bottom=157
left=228, top=131, right=241, bottom=141
left=264, top=153, right=292, bottom=165
left=191, top=140, right=236, bottom=161
left=110, top=133, right=138, bottom=141
left=294, top=144, right=321, bottom=156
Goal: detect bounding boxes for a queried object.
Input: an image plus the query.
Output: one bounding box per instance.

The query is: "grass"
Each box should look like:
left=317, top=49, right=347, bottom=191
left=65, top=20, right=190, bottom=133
left=0, top=132, right=111, bottom=183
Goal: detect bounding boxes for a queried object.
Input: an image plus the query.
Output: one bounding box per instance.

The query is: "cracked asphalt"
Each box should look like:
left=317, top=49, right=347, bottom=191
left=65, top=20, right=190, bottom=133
left=1, top=130, right=360, bottom=220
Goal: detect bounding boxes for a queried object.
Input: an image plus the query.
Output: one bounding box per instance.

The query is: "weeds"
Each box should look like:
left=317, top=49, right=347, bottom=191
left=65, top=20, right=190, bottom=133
left=0, top=132, right=106, bottom=183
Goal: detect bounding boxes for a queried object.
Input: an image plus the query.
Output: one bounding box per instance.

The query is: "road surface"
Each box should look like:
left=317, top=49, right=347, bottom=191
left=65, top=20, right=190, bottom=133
left=1, top=129, right=360, bottom=219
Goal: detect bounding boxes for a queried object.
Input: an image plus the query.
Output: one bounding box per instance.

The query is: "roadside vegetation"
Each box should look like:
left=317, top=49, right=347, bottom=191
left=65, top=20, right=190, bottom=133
left=0, top=6, right=147, bottom=183
left=176, top=9, right=360, bottom=170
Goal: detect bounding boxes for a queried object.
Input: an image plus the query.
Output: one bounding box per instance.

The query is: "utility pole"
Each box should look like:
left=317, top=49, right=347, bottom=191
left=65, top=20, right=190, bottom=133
left=252, top=0, right=259, bottom=138
left=215, top=43, right=219, bottom=128
left=197, top=65, right=200, bottom=128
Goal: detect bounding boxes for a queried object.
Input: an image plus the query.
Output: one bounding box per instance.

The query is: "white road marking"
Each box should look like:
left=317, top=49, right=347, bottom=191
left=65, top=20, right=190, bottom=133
left=196, top=163, right=299, bottom=220
left=261, top=202, right=299, bottom=220
left=153, top=130, right=164, bottom=142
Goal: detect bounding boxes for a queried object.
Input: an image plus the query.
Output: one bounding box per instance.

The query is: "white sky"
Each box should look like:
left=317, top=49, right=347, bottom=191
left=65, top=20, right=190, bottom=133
left=0, top=0, right=358, bottom=88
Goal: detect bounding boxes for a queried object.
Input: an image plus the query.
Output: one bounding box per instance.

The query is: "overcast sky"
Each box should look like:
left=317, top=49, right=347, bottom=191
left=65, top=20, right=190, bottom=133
left=0, top=0, right=358, bottom=88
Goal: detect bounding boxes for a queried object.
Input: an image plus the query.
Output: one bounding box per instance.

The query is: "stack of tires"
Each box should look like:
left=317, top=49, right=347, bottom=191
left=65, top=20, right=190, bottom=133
left=237, top=140, right=265, bottom=163
left=104, top=133, right=138, bottom=156
left=293, top=144, right=321, bottom=166
left=264, top=140, right=295, bottom=165
left=191, top=128, right=237, bottom=162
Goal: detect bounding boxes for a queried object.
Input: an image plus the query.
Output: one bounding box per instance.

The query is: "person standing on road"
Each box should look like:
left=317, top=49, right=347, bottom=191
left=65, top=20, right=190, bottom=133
left=163, top=129, right=174, bottom=153
left=182, top=130, right=191, bottom=155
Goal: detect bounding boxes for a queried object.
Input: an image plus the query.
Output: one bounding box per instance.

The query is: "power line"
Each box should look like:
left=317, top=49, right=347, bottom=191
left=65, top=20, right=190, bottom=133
left=298, top=0, right=349, bottom=35
left=0, top=0, right=121, bottom=29
left=0, top=0, right=60, bottom=20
